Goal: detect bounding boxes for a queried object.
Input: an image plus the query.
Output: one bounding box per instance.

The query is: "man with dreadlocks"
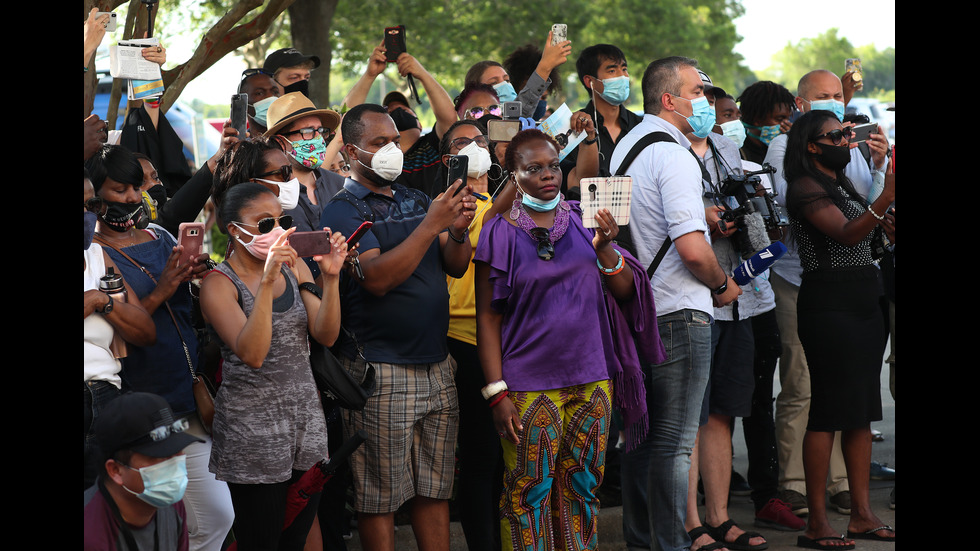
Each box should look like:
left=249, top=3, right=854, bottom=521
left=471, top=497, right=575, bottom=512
left=735, top=81, right=796, bottom=164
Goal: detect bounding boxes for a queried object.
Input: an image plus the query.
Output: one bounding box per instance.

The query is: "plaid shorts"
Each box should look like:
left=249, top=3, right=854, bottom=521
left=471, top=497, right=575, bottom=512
left=340, top=354, right=459, bottom=514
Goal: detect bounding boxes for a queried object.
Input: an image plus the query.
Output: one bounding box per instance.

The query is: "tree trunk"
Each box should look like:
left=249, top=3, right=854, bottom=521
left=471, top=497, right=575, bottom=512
left=288, top=0, right=340, bottom=110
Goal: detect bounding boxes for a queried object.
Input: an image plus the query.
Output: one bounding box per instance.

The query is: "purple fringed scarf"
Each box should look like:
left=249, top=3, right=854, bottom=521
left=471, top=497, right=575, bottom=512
left=602, top=245, right=668, bottom=452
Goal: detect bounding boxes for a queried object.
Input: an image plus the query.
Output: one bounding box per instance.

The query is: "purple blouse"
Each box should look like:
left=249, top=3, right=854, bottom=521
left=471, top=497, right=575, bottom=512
left=474, top=203, right=614, bottom=392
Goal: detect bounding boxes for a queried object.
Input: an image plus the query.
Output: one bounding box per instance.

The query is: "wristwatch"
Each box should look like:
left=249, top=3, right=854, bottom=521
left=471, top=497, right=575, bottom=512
left=100, top=293, right=114, bottom=314
left=712, top=276, right=729, bottom=295
left=481, top=380, right=508, bottom=400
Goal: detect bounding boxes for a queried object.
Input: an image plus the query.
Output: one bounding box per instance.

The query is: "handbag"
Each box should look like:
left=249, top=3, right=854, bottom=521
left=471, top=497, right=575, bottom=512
left=93, top=234, right=216, bottom=433
left=300, top=282, right=376, bottom=410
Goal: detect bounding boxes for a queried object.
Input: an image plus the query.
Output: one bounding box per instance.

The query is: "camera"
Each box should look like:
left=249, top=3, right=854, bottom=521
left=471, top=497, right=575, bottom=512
left=716, top=163, right=789, bottom=258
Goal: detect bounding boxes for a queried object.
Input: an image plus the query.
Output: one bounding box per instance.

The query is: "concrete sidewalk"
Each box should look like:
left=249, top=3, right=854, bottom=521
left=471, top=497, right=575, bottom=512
left=342, top=353, right=896, bottom=551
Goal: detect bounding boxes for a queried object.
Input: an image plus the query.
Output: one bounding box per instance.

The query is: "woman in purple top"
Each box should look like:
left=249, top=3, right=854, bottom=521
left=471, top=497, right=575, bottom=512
left=474, top=129, right=637, bottom=551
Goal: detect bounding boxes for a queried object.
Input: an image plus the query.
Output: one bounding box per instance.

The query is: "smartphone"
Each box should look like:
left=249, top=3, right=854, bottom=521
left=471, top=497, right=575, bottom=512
left=346, top=220, right=374, bottom=248
left=551, top=24, right=567, bottom=45
left=845, top=58, right=863, bottom=90
left=447, top=155, right=469, bottom=195
left=850, top=122, right=877, bottom=144
left=502, top=101, right=522, bottom=119
left=177, top=222, right=205, bottom=267
left=289, top=231, right=333, bottom=258
left=231, top=93, right=249, bottom=139
left=96, top=12, right=117, bottom=32
left=384, top=26, right=407, bottom=62
left=488, top=119, right=522, bottom=142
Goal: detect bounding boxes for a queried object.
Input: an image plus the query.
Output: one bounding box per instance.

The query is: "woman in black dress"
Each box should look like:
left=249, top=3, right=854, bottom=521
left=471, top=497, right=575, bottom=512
left=784, top=109, right=895, bottom=549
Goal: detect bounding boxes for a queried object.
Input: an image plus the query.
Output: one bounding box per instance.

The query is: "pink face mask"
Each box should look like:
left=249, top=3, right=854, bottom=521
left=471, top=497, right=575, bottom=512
left=232, top=224, right=286, bottom=260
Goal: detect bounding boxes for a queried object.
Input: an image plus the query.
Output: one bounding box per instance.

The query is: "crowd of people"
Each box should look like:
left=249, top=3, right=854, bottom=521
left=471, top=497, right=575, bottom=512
left=84, top=7, right=895, bottom=551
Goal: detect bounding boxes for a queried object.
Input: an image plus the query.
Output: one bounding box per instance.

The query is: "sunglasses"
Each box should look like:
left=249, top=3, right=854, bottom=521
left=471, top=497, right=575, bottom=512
left=529, top=227, right=555, bottom=261
left=255, top=164, right=293, bottom=181
left=449, top=135, right=490, bottom=151
left=463, top=104, right=502, bottom=120
left=146, top=418, right=190, bottom=442
left=813, top=127, right=853, bottom=146
left=234, top=214, right=293, bottom=234
left=240, top=68, right=273, bottom=82
left=282, top=126, right=330, bottom=141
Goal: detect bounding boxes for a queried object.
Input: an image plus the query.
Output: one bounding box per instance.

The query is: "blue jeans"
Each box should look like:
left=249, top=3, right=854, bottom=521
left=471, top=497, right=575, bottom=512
left=621, top=309, right=713, bottom=551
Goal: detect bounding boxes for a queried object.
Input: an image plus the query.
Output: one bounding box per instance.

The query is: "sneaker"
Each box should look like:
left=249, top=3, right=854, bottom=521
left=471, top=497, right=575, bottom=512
left=754, top=498, right=806, bottom=531
left=777, top=489, right=809, bottom=516
left=730, top=470, right=752, bottom=497
left=870, top=461, right=896, bottom=480
left=830, top=490, right=851, bottom=514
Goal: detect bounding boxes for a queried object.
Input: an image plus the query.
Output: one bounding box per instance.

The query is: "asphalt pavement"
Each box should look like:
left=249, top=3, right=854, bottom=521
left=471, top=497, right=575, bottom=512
left=342, top=344, right=895, bottom=551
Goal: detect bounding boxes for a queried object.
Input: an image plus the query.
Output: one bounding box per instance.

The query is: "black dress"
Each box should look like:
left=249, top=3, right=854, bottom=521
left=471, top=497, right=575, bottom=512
left=788, top=175, right=888, bottom=432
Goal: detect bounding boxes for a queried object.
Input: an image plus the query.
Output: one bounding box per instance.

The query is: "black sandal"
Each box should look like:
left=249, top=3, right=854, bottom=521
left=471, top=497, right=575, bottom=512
left=706, top=519, right=768, bottom=551
left=688, top=526, right=728, bottom=551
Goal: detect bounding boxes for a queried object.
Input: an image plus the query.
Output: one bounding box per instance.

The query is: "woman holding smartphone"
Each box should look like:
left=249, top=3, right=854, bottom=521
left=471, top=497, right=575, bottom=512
left=473, top=129, right=663, bottom=551
left=200, top=181, right=348, bottom=551
left=784, top=110, right=895, bottom=549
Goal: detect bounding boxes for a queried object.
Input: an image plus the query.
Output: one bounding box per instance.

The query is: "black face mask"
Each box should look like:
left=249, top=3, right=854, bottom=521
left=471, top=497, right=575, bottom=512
left=812, top=143, right=852, bottom=171
left=388, top=107, right=420, bottom=133
left=283, top=79, right=310, bottom=97
left=99, top=200, right=145, bottom=232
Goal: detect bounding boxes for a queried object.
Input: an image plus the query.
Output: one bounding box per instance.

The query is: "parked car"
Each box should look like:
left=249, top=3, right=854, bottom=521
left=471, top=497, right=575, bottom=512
left=90, top=72, right=222, bottom=170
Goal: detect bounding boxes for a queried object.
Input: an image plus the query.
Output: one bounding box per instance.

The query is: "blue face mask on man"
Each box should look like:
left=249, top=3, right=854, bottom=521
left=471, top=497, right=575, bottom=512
left=803, top=98, right=846, bottom=122
left=595, top=75, right=630, bottom=106
left=493, top=81, right=517, bottom=103
left=673, top=94, right=716, bottom=138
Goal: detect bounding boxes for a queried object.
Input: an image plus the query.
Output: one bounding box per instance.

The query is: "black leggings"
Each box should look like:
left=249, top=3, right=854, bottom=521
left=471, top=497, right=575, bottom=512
left=227, top=469, right=321, bottom=551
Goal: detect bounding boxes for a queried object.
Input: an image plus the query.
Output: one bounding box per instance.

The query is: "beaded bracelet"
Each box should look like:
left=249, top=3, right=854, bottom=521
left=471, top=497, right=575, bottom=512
left=488, top=390, right=509, bottom=408
left=867, top=204, right=885, bottom=221
left=597, top=249, right=624, bottom=276
left=583, top=135, right=598, bottom=145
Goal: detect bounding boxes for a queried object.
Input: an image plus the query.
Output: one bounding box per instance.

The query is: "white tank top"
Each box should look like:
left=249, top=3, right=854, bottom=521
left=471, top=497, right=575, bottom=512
left=83, top=243, right=121, bottom=387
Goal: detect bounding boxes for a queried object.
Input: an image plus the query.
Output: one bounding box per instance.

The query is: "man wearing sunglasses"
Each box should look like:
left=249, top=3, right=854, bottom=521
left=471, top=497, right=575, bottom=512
left=85, top=392, right=205, bottom=551
left=763, top=68, right=892, bottom=521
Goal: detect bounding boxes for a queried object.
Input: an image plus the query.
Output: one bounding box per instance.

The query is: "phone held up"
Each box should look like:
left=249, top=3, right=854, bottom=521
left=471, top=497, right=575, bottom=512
left=447, top=155, right=469, bottom=196
left=231, top=93, right=249, bottom=139
left=384, top=26, right=407, bottom=62
left=849, top=122, right=877, bottom=144
left=96, top=12, right=118, bottom=32
left=177, top=222, right=205, bottom=268
left=845, top=58, right=864, bottom=91
left=487, top=101, right=523, bottom=142
left=551, top=23, right=567, bottom=45
left=289, top=231, right=333, bottom=258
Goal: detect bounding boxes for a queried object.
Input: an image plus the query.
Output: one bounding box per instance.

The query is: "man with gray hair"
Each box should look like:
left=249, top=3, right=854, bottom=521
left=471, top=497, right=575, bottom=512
left=612, top=56, right=741, bottom=551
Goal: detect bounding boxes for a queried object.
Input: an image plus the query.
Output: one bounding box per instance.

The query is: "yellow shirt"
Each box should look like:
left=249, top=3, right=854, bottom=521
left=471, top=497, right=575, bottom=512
left=447, top=196, right=492, bottom=346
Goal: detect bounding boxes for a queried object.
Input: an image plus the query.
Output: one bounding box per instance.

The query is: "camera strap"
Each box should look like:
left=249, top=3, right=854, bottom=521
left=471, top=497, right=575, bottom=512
left=614, top=131, right=710, bottom=277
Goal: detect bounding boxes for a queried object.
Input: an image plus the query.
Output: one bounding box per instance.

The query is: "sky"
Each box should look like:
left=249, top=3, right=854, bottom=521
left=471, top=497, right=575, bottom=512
left=164, top=0, right=896, bottom=105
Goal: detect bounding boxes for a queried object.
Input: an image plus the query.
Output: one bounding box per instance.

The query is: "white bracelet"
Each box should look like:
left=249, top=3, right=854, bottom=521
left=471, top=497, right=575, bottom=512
left=867, top=204, right=885, bottom=221
left=480, top=380, right=508, bottom=400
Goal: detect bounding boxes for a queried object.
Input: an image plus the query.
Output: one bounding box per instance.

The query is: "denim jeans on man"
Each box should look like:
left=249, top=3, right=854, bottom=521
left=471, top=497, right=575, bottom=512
left=620, top=309, right=712, bottom=551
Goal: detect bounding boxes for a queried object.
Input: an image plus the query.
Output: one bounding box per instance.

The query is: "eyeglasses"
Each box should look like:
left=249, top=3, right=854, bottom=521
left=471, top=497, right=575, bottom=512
left=282, top=126, right=329, bottom=141
left=813, top=127, right=853, bottom=146
left=529, top=227, right=555, bottom=261
left=234, top=214, right=293, bottom=234
left=146, top=418, right=190, bottom=442
left=255, top=164, right=293, bottom=181
left=462, top=105, right=502, bottom=120
left=449, top=135, right=490, bottom=151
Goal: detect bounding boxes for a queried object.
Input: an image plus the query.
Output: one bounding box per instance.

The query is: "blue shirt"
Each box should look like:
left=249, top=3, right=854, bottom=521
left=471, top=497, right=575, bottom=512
left=318, top=178, right=450, bottom=364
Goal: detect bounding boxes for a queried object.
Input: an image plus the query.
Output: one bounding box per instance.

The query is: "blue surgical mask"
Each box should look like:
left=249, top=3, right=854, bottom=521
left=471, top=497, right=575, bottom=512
left=743, top=122, right=782, bottom=145
left=251, top=96, right=277, bottom=128
left=674, top=95, right=715, bottom=138
left=718, top=120, right=746, bottom=148
left=493, top=81, right=517, bottom=103
left=517, top=181, right=561, bottom=212
left=804, top=98, right=845, bottom=122
left=596, top=75, right=630, bottom=106
left=121, top=455, right=189, bottom=508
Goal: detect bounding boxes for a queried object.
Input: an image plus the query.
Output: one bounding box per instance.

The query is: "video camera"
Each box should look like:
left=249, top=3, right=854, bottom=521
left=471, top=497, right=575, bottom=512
left=716, top=163, right=789, bottom=259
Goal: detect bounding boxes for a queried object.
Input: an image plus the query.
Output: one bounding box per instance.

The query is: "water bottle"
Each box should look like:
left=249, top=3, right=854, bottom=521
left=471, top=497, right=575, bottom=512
left=99, top=267, right=129, bottom=359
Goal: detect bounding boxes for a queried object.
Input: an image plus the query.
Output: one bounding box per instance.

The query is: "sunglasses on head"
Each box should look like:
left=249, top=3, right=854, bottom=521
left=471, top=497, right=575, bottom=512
left=234, top=214, right=293, bottom=234
left=813, top=127, right=853, bottom=146
left=240, top=68, right=273, bottom=82
left=255, top=164, right=293, bottom=181
left=529, top=227, right=555, bottom=261
left=463, top=105, right=502, bottom=120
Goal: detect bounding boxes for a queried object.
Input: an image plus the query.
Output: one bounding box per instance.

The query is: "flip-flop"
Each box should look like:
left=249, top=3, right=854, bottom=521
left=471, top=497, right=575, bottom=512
left=707, top=519, right=768, bottom=551
left=846, top=525, right=895, bottom=541
left=796, top=535, right=855, bottom=550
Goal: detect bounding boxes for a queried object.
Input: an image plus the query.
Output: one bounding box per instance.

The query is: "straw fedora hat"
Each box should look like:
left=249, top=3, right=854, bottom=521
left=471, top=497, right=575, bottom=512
left=264, top=92, right=340, bottom=137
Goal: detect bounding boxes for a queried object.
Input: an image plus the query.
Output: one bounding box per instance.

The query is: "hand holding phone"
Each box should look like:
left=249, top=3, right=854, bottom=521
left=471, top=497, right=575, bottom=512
left=177, top=222, right=205, bottom=267
left=447, top=155, right=469, bottom=195
left=346, top=221, right=374, bottom=248
left=384, top=26, right=407, bottom=63
left=551, top=24, right=568, bottom=45
left=231, top=93, right=248, bottom=139
left=96, top=12, right=117, bottom=32
left=289, top=231, right=333, bottom=258
left=849, top=122, right=877, bottom=144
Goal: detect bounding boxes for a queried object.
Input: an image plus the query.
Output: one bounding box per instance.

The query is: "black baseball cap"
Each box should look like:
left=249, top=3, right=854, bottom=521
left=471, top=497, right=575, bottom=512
left=94, top=392, right=203, bottom=459
left=263, top=48, right=321, bottom=74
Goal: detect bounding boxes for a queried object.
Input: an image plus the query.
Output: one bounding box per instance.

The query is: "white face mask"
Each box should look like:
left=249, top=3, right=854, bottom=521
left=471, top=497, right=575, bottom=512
left=255, top=177, right=301, bottom=210
left=457, top=141, right=491, bottom=178
left=353, top=142, right=404, bottom=182
left=718, top=120, right=746, bottom=148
